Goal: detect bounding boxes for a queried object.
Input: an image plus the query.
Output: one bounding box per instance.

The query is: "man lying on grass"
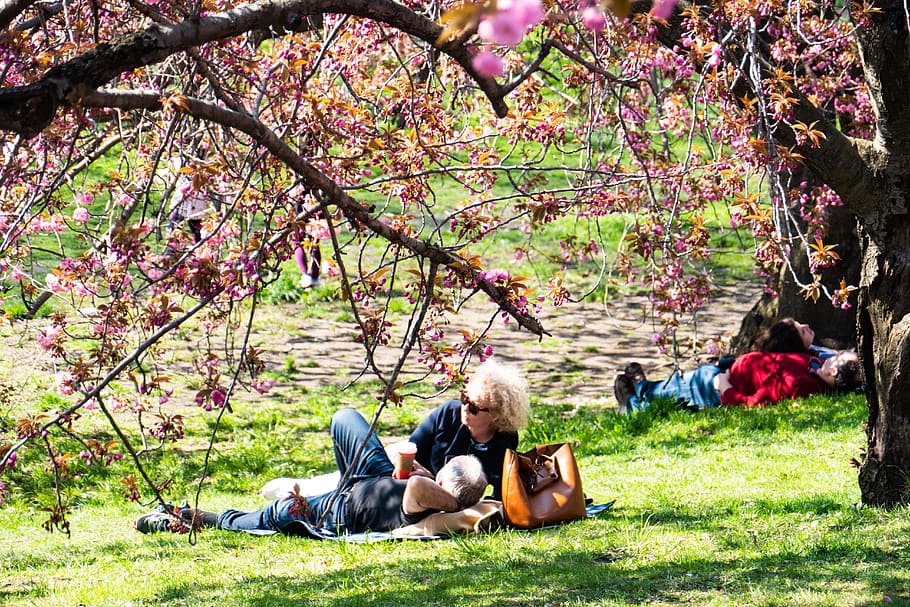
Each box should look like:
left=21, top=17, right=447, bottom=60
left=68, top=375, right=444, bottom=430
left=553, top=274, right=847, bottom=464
left=135, top=408, right=488, bottom=536
left=614, top=350, right=863, bottom=414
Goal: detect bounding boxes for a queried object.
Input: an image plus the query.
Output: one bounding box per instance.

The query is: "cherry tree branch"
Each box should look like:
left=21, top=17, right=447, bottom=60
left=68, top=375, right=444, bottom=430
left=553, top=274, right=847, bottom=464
left=0, top=0, right=37, bottom=31
left=635, top=0, right=885, bottom=221
left=93, top=393, right=172, bottom=509
left=0, top=0, right=509, bottom=138
left=79, top=88, right=547, bottom=336
left=0, top=292, right=219, bottom=469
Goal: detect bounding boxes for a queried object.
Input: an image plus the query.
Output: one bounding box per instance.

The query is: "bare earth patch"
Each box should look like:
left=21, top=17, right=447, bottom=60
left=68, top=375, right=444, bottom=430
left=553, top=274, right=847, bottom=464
left=256, top=283, right=761, bottom=408
left=0, top=285, right=761, bottom=413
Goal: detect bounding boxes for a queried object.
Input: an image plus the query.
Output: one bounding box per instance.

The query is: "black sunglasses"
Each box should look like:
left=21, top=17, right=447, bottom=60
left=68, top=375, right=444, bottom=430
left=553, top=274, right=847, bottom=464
left=460, top=389, right=490, bottom=415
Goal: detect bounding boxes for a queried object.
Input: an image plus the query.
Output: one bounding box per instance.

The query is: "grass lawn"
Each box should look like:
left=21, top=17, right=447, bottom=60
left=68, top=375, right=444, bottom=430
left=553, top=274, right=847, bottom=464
left=2, top=387, right=908, bottom=607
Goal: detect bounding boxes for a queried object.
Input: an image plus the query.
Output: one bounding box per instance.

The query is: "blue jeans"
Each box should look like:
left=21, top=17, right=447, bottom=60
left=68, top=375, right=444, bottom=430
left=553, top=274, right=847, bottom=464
left=628, top=363, right=723, bottom=413
left=216, top=408, right=394, bottom=535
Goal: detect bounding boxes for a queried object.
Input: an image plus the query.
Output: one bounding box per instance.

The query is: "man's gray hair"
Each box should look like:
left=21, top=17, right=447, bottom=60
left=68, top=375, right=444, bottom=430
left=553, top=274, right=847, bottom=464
left=436, top=455, right=488, bottom=509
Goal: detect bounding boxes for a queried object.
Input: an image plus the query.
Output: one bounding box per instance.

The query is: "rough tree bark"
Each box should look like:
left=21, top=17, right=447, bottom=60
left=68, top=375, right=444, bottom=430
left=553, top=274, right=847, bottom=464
left=844, top=1, right=910, bottom=506
left=0, top=0, right=509, bottom=138
left=856, top=217, right=910, bottom=506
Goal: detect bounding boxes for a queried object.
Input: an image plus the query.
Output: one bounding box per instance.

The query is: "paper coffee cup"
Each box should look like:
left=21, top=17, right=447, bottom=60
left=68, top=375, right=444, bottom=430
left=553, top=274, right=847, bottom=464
left=393, top=441, right=417, bottom=478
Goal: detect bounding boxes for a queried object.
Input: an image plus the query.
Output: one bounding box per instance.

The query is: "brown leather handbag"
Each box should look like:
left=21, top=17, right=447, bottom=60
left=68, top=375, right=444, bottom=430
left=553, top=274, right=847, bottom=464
left=501, top=443, right=587, bottom=529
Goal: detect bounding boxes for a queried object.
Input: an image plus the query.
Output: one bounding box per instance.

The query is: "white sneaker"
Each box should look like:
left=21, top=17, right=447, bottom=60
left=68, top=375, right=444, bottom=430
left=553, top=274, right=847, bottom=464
left=300, top=274, right=316, bottom=288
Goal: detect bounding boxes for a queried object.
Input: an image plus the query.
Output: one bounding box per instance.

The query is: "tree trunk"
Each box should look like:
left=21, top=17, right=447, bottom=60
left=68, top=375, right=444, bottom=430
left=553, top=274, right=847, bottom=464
left=727, top=292, right=777, bottom=356
left=778, top=203, right=860, bottom=350
left=856, top=216, right=910, bottom=506
left=729, top=204, right=861, bottom=355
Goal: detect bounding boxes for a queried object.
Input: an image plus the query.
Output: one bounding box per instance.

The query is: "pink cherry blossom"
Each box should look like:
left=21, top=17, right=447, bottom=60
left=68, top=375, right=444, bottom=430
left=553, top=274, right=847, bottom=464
left=473, top=51, right=504, bottom=77
left=480, top=268, right=510, bottom=282
left=252, top=377, right=275, bottom=394
left=706, top=44, right=724, bottom=67
left=75, top=192, right=93, bottom=206
left=582, top=6, right=606, bottom=33
left=73, top=206, right=90, bottom=224
left=651, top=0, right=679, bottom=20
left=477, top=0, right=544, bottom=46
left=503, top=0, right=545, bottom=28
left=45, top=273, right=65, bottom=292
left=36, top=324, right=63, bottom=351
left=478, top=14, right=525, bottom=46
left=55, top=371, right=75, bottom=395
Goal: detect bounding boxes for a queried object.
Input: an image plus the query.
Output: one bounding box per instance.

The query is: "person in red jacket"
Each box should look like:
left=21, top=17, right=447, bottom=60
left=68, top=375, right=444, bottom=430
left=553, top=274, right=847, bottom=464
left=615, top=350, right=862, bottom=413
left=715, top=350, right=861, bottom=407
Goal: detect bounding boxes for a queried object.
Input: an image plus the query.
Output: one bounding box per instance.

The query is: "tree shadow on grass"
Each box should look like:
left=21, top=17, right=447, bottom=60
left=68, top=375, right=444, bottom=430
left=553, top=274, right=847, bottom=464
left=143, top=532, right=910, bottom=607
left=4, top=502, right=908, bottom=607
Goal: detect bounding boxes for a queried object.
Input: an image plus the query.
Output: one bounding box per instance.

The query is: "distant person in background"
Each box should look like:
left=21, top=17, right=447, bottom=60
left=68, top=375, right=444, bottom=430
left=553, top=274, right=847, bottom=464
left=713, top=350, right=861, bottom=407
left=614, top=350, right=862, bottom=413
left=165, top=160, right=212, bottom=247
left=295, top=241, right=322, bottom=288
left=749, top=316, right=844, bottom=368
left=750, top=317, right=814, bottom=354
left=293, top=190, right=327, bottom=288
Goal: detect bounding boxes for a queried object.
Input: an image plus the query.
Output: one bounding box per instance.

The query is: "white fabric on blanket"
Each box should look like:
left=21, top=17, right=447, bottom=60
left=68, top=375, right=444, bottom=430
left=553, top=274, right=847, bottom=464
left=260, top=472, right=340, bottom=499
left=261, top=444, right=406, bottom=499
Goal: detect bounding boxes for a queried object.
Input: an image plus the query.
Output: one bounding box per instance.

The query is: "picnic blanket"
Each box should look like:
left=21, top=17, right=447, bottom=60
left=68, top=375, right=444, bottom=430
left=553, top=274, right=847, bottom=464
left=259, top=474, right=614, bottom=542
left=272, top=500, right=615, bottom=543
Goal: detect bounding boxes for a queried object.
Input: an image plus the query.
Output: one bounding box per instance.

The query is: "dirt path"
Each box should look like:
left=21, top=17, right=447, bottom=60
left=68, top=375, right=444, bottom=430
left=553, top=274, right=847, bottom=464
left=0, top=285, right=761, bottom=412
left=261, top=283, right=762, bottom=408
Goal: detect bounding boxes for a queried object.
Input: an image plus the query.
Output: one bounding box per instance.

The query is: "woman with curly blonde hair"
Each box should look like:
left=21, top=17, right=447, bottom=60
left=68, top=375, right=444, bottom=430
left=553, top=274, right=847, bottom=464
left=409, top=359, right=530, bottom=500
